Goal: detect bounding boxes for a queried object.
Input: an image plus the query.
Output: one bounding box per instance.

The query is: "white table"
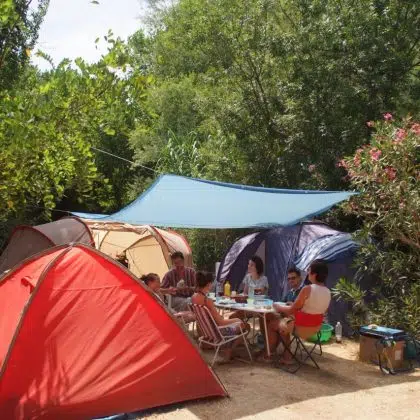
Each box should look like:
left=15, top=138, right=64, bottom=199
left=215, top=301, right=278, bottom=357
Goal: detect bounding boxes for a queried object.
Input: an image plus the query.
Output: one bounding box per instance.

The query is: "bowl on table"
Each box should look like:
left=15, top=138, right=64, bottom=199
left=232, top=295, right=248, bottom=303
left=255, top=299, right=273, bottom=309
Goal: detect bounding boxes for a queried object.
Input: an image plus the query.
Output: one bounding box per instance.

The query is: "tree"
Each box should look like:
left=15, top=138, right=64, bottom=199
left=334, top=115, right=420, bottom=337
left=0, top=0, right=49, bottom=90
left=0, top=36, right=150, bottom=231
left=133, top=0, right=420, bottom=189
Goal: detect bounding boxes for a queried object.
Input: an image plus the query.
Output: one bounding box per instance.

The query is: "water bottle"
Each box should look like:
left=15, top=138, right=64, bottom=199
left=335, top=321, right=342, bottom=343
left=248, top=284, right=255, bottom=298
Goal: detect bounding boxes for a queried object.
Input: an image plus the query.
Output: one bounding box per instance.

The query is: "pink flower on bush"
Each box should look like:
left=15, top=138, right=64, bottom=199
left=394, top=128, right=407, bottom=143
left=366, top=121, right=374, bottom=127
left=411, top=123, right=420, bottom=135
left=384, top=166, right=397, bottom=180
left=369, top=148, right=382, bottom=161
left=308, top=164, right=316, bottom=173
left=353, top=155, right=361, bottom=167
left=383, top=113, right=393, bottom=121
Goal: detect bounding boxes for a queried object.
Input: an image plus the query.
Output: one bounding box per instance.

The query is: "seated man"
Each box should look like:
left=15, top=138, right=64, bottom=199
left=161, top=251, right=196, bottom=311
left=267, top=260, right=331, bottom=364
left=257, top=268, right=302, bottom=358
left=284, top=268, right=304, bottom=304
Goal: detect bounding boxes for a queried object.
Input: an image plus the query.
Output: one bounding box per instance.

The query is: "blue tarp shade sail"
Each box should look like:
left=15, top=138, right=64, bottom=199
left=73, top=174, right=356, bottom=229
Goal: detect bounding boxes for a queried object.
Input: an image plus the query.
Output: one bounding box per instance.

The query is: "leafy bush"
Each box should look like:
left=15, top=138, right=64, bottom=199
left=335, top=115, right=420, bottom=337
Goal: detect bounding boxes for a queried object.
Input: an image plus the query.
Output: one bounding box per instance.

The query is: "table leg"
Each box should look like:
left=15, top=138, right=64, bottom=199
left=263, top=313, right=270, bottom=357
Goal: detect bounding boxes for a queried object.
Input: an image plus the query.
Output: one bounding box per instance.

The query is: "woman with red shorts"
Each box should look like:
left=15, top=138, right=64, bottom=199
left=267, top=260, right=331, bottom=364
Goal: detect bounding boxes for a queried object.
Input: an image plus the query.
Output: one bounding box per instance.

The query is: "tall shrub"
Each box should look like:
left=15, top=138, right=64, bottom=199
left=335, top=115, right=420, bottom=337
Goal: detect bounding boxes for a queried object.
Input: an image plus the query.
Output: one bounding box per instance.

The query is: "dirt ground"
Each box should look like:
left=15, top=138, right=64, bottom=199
left=137, top=340, right=420, bottom=420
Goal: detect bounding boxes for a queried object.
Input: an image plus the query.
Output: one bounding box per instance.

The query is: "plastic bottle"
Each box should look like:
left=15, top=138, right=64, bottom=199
left=224, top=280, right=231, bottom=297
left=215, top=281, right=221, bottom=297
left=248, top=284, right=255, bottom=298
left=335, top=321, right=342, bottom=343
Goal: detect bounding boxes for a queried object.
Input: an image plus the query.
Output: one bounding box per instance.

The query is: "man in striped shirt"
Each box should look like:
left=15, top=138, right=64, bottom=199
left=161, top=251, right=197, bottom=311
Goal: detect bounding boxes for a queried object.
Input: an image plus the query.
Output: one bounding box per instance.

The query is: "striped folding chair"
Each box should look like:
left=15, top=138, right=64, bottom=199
left=174, top=311, right=197, bottom=336
left=189, top=303, right=252, bottom=367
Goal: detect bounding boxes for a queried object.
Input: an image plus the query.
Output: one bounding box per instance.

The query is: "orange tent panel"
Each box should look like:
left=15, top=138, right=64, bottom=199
left=0, top=245, right=226, bottom=419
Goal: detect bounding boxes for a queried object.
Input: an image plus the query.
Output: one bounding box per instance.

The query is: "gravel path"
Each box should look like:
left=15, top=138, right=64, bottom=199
left=137, top=340, right=420, bottom=420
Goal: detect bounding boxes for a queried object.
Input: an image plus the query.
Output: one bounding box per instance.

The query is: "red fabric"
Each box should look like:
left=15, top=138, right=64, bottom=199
left=294, top=311, right=323, bottom=327
left=0, top=245, right=225, bottom=420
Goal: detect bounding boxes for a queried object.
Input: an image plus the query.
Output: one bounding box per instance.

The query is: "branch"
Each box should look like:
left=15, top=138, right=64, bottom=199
left=399, top=234, right=420, bottom=251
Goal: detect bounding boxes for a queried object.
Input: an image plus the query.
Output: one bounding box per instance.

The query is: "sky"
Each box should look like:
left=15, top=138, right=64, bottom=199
left=32, top=0, right=146, bottom=69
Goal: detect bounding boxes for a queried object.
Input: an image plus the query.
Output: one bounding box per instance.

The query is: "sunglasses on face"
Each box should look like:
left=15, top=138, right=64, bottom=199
left=288, top=276, right=298, bottom=280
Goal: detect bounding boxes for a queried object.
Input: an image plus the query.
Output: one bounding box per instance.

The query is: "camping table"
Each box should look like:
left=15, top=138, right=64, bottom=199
left=214, top=301, right=277, bottom=357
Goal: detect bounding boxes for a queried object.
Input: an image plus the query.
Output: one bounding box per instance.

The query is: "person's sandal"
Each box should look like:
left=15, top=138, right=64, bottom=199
left=257, top=353, right=273, bottom=363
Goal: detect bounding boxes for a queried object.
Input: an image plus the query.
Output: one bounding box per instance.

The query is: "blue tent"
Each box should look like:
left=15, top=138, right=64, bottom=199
left=74, top=174, right=355, bottom=228
left=216, top=223, right=360, bottom=334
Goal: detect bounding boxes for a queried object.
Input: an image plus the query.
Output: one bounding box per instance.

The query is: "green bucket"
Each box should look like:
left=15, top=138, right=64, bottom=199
left=308, top=323, right=334, bottom=343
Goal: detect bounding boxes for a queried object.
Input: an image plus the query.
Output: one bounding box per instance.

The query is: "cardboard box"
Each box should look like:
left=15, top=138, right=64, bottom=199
left=359, top=335, right=405, bottom=369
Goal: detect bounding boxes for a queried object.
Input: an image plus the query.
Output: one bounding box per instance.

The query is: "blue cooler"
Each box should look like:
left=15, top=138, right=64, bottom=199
left=359, top=325, right=406, bottom=341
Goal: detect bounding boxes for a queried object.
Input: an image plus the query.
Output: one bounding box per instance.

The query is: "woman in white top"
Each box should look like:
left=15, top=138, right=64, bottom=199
left=229, top=256, right=269, bottom=327
left=267, top=260, right=331, bottom=364
left=241, top=256, right=269, bottom=295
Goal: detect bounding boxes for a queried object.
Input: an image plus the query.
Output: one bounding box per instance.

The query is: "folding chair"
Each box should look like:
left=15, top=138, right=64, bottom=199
left=189, top=303, right=253, bottom=367
left=275, top=328, right=323, bottom=373
left=174, top=311, right=197, bottom=336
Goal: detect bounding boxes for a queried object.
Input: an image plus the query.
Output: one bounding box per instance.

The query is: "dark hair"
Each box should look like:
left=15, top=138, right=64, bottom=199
left=251, top=255, right=264, bottom=275
left=309, top=260, right=328, bottom=283
left=196, top=271, right=213, bottom=288
left=116, top=252, right=129, bottom=268
left=287, top=267, right=300, bottom=277
left=141, top=273, right=159, bottom=286
left=171, top=251, right=184, bottom=260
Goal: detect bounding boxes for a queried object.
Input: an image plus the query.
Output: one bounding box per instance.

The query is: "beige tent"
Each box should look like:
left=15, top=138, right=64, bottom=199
left=84, top=220, right=192, bottom=278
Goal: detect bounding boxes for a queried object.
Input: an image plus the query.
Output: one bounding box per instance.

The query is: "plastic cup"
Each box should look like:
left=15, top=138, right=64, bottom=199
left=231, top=291, right=237, bottom=297
left=208, top=292, right=215, bottom=299
left=247, top=298, right=254, bottom=306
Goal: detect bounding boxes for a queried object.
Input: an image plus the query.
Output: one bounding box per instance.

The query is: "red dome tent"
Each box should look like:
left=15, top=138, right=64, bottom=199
left=0, top=244, right=226, bottom=420
left=0, top=217, right=94, bottom=274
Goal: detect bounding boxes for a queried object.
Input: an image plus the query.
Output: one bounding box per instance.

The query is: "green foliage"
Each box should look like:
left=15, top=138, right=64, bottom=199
left=125, top=0, right=420, bottom=267
left=0, top=34, right=151, bottom=236
left=182, top=228, right=253, bottom=271
left=134, top=0, right=420, bottom=191
left=332, top=277, right=369, bottom=332
left=336, top=116, right=420, bottom=337
left=0, top=0, right=49, bottom=90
